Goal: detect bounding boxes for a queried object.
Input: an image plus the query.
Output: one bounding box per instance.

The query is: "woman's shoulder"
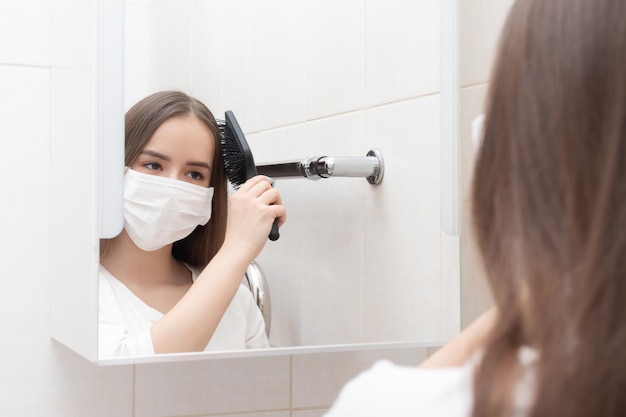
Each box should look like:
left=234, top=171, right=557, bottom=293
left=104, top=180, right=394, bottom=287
left=98, top=264, right=123, bottom=295
left=324, top=359, right=474, bottom=417
left=98, top=264, right=137, bottom=300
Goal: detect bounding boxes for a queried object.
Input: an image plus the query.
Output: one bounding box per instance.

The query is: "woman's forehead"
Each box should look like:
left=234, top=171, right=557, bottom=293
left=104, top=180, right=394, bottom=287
left=144, top=116, right=215, bottom=159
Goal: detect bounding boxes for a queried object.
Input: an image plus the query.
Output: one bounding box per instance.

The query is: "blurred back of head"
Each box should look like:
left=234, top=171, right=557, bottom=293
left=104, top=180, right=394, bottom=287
left=471, top=0, right=626, bottom=416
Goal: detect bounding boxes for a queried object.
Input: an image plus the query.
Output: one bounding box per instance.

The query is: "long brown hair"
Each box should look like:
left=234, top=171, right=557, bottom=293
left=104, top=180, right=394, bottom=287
left=471, top=0, right=626, bottom=416
left=102, top=90, right=228, bottom=268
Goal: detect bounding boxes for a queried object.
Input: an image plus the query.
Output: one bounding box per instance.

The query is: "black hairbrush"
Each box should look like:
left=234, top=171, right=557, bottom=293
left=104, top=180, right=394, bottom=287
left=219, top=110, right=280, bottom=241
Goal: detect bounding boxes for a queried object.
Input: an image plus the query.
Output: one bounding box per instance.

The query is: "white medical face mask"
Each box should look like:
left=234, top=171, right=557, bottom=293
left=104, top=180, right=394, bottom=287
left=123, top=168, right=214, bottom=251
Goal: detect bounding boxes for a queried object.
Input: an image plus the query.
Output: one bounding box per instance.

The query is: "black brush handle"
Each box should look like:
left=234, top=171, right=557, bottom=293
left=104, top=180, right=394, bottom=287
left=256, top=161, right=303, bottom=178
left=269, top=220, right=280, bottom=241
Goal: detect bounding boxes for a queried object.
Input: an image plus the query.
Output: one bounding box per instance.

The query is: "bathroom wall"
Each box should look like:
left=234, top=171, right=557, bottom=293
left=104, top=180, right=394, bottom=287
left=0, top=1, right=510, bottom=416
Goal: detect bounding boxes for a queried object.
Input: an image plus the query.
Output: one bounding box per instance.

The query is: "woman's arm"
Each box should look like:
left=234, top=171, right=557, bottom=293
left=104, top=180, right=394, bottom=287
left=420, top=306, right=497, bottom=368
left=150, top=176, right=286, bottom=353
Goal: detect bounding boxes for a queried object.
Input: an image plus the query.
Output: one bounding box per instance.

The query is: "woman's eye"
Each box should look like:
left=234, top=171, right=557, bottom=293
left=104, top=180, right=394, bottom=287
left=143, top=162, right=161, bottom=171
left=187, top=171, right=204, bottom=181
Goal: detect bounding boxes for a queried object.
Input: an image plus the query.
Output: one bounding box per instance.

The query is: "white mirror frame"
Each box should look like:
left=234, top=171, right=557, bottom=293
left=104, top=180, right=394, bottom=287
left=50, top=0, right=459, bottom=365
left=50, top=0, right=125, bottom=362
left=440, top=0, right=460, bottom=237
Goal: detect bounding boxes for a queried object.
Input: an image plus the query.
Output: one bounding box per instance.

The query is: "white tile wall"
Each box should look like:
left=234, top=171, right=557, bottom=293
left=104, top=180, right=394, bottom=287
left=256, top=0, right=308, bottom=130
left=125, top=0, right=196, bottom=106
left=134, top=356, right=290, bottom=416
left=293, top=410, right=327, bottom=417
left=150, top=0, right=195, bottom=92
left=459, top=0, right=515, bottom=87
left=305, top=0, right=366, bottom=120
left=362, top=96, right=441, bottom=342
left=252, top=98, right=445, bottom=347
left=191, top=0, right=223, bottom=113
left=292, top=348, right=427, bottom=409
left=125, top=3, right=153, bottom=107
left=0, top=1, right=49, bottom=66
left=225, top=413, right=290, bottom=417
left=298, top=113, right=367, bottom=346
left=0, top=0, right=512, bottom=415
left=365, top=0, right=440, bottom=105
left=218, top=0, right=263, bottom=131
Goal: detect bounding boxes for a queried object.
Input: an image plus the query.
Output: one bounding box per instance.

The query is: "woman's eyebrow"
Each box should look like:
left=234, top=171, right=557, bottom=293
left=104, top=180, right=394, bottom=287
left=140, top=150, right=210, bottom=169
left=187, top=161, right=211, bottom=170
left=140, top=149, right=170, bottom=161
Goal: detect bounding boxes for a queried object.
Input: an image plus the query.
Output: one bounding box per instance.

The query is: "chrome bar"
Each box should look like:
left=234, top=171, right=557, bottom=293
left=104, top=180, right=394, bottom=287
left=255, top=149, right=384, bottom=185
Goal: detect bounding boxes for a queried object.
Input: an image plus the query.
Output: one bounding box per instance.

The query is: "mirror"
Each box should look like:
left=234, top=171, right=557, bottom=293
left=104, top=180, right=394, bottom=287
left=51, top=0, right=460, bottom=365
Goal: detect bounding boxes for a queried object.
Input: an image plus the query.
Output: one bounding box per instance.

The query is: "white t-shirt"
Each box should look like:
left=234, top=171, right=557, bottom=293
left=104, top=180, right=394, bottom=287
left=324, top=360, right=474, bottom=417
left=324, top=348, right=537, bottom=417
left=98, top=264, right=269, bottom=358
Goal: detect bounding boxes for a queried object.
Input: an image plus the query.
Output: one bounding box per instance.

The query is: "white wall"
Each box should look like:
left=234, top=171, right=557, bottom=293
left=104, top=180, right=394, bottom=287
left=0, top=0, right=511, bottom=416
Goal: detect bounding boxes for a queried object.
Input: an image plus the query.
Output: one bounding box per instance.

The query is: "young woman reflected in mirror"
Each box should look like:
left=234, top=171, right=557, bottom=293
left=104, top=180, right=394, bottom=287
left=99, top=91, right=286, bottom=358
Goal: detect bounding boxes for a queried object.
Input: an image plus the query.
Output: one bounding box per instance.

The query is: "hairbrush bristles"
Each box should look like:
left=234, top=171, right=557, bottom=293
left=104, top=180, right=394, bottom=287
left=217, top=110, right=280, bottom=241
left=218, top=124, right=246, bottom=189
left=218, top=111, right=257, bottom=189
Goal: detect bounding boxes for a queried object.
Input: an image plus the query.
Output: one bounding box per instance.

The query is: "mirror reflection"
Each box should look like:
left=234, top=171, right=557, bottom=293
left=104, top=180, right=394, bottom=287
left=99, top=91, right=283, bottom=358
left=103, top=0, right=458, bottom=361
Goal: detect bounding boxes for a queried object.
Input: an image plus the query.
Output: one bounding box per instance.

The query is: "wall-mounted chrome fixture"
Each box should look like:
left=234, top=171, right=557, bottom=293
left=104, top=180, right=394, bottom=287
left=256, top=149, right=384, bottom=185
left=243, top=261, right=271, bottom=337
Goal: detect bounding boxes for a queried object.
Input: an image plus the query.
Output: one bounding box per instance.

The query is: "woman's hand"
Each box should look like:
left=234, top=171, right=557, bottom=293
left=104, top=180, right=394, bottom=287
left=223, top=175, right=287, bottom=260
